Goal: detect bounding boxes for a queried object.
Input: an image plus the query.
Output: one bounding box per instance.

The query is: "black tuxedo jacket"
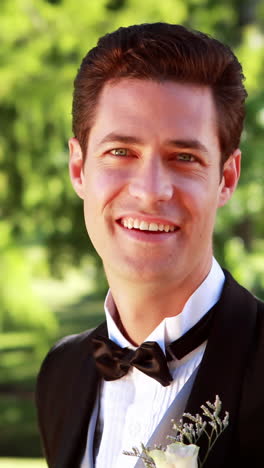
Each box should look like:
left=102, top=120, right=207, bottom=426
left=36, top=271, right=264, bottom=468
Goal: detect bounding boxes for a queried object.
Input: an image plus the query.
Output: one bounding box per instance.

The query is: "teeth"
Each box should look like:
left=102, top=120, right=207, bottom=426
left=149, top=223, right=158, bottom=231
left=121, top=218, right=175, bottom=232
left=127, top=218, right=134, bottom=229
left=139, top=221, right=148, bottom=230
left=134, top=219, right=140, bottom=229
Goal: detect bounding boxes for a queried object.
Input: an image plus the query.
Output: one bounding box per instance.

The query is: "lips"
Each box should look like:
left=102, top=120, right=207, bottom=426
left=120, top=217, right=177, bottom=232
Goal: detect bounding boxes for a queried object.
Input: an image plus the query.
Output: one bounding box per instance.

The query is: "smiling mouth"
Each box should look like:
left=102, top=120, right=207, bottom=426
left=119, top=217, right=177, bottom=233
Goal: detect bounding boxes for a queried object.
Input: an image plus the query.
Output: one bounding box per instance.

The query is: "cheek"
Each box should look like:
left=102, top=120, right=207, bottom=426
left=179, top=179, right=220, bottom=226
left=85, top=171, right=118, bottom=203
left=176, top=178, right=208, bottom=213
left=83, top=167, right=126, bottom=213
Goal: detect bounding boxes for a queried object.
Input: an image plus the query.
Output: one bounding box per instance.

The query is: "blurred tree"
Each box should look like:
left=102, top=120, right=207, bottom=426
left=0, top=0, right=263, bottom=333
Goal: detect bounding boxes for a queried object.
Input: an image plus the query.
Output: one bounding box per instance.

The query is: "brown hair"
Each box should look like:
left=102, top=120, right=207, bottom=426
left=72, top=23, right=247, bottom=163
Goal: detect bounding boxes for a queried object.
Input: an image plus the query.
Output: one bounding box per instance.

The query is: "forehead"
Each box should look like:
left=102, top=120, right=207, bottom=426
left=88, top=78, right=219, bottom=151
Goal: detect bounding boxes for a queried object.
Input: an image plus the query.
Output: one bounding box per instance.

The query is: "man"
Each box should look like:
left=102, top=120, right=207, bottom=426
left=36, top=23, right=264, bottom=468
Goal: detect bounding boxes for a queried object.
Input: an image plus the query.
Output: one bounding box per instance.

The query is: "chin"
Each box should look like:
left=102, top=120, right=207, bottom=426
left=113, top=260, right=177, bottom=283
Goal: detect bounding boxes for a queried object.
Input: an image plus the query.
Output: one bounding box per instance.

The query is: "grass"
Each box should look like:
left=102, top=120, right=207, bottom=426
left=0, top=459, right=46, bottom=467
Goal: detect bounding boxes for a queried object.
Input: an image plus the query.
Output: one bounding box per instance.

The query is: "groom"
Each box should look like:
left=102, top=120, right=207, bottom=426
left=36, top=23, right=264, bottom=468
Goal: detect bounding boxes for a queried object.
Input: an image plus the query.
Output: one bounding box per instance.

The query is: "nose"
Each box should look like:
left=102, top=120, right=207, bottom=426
left=128, top=157, right=173, bottom=205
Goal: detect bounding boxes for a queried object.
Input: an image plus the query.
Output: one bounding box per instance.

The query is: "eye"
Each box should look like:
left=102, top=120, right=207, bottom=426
left=110, top=148, right=129, bottom=157
left=176, top=152, right=196, bottom=162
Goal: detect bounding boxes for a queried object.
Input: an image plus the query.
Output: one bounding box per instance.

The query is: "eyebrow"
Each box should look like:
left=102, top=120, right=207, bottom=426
left=99, top=132, right=144, bottom=146
left=98, top=132, right=209, bottom=154
left=167, top=139, right=209, bottom=154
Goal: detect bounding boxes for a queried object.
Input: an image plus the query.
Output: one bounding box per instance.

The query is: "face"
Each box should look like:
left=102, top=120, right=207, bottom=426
left=69, top=79, right=240, bottom=290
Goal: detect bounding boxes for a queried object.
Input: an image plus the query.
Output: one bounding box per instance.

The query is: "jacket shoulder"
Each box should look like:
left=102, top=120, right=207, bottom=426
left=36, top=322, right=107, bottom=390
left=35, top=323, right=106, bottom=465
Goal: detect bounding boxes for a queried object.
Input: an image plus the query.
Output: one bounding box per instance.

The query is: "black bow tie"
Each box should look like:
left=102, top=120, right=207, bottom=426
left=92, top=337, right=173, bottom=386
left=91, top=306, right=215, bottom=387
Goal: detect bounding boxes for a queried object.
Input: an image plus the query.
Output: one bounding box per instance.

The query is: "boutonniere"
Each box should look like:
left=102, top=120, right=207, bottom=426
left=124, top=395, right=229, bottom=468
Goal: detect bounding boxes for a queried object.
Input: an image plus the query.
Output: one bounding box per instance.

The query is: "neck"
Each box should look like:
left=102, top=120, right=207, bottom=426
left=106, top=262, right=212, bottom=345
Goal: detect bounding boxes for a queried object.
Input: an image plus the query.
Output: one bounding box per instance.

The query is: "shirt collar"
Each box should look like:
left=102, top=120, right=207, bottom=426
left=104, top=257, right=225, bottom=353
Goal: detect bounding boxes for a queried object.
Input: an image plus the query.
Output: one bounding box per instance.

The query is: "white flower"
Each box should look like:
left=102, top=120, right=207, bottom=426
left=148, top=442, right=199, bottom=468
left=123, top=396, right=229, bottom=468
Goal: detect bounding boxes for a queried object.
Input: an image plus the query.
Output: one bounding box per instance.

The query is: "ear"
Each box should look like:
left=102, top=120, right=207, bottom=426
left=218, top=148, right=241, bottom=207
left=68, top=137, right=85, bottom=199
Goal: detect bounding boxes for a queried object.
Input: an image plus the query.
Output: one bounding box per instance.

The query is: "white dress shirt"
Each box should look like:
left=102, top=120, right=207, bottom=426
left=83, top=258, right=225, bottom=468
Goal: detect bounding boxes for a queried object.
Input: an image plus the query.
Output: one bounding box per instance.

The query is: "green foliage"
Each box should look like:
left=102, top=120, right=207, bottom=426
left=0, top=245, right=58, bottom=333
left=0, top=396, right=42, bottom=458
left=0, top=219, right=57, bottom=334
left=0, top=290, right=104, bottom=457
left=0, top=0, right=264, bottom=337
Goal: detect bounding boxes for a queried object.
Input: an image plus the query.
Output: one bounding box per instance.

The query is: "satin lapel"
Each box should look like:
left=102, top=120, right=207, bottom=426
left=184, top=272, right=257, bottom=468
left=55, top=322, right=107, bottom=468
left=134, top=368, right=199, bottom=468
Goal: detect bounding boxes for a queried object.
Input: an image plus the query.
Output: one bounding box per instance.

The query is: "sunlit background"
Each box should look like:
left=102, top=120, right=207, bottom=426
left=1, top=0, right=264, bottom=465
